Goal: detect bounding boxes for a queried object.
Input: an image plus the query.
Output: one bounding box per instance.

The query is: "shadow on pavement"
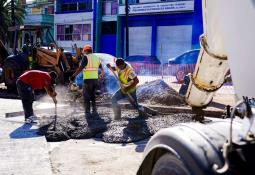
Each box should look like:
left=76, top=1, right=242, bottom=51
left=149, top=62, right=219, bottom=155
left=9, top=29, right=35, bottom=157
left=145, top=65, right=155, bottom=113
left=10, top=123, right=41, bottom=139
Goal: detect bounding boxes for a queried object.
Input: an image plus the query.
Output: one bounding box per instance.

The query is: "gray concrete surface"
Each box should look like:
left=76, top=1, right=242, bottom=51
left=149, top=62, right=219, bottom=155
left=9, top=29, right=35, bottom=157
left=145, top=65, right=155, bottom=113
left=0, top=81, right=235, bottom=175
left=0, top=98, right=146, bottom=175
left=0, top=103, right=53, bottom=175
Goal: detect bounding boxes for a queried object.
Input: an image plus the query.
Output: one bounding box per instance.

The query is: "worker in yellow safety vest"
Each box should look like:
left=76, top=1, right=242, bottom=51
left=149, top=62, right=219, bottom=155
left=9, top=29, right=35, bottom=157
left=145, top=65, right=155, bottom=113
left=106, top=58, right=139, bottom=120
left=70, top=44, right=104, bottom=116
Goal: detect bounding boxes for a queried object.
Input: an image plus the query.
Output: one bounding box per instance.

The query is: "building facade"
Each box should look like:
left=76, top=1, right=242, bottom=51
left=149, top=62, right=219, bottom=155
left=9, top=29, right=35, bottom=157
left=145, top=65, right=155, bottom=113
left=22, top=0, right=54, bottom=46
left=54, top=0, right=94, bottom=52
left=115, top=0, right=203, bottom=63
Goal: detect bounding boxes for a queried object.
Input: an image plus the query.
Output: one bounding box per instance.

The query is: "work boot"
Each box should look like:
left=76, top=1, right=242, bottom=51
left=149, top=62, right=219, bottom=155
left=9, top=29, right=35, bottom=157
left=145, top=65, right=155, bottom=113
left=85, top=102, right=90, bottom=113
left=92, top=102, right=97, bottom=115
left=113, top=107, right=121, bottom=120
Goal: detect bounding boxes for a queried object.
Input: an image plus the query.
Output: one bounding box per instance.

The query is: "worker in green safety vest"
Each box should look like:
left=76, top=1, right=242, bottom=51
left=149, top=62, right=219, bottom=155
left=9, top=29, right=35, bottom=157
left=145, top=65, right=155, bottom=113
left=70, top=44, right=104, bottom=116
left=107, top=58, right=140, bottom=120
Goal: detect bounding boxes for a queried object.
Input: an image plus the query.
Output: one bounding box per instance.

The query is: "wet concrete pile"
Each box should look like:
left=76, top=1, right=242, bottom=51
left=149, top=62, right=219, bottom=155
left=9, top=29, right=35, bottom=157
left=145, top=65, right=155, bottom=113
left=137, top=79, right=185, bottom=106
left=38, top=107, right=194, bottom=143
left=38, top=79, right=192, bottom=143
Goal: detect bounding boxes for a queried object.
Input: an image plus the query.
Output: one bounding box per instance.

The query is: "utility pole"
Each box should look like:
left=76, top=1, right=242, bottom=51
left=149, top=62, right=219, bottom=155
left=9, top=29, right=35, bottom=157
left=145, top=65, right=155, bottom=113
left=11, top=0, right=15, bottom=26
left=11, top=0, right=17, bottom=54
left=125, top=0, right=129, bottom=58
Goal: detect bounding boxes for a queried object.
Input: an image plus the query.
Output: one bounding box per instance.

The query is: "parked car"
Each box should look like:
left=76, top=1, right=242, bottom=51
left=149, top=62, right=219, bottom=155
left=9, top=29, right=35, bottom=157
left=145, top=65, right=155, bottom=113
left=125, top=55, right=161, bottom=75
left=168, top=49, right=200, bottom=82
left=75, top=53, right=118, bottom=93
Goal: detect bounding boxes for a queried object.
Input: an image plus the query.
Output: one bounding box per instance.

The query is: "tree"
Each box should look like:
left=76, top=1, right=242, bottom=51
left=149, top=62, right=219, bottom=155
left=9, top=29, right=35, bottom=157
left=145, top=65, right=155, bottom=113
left=0, top=0, right=25, bottom=43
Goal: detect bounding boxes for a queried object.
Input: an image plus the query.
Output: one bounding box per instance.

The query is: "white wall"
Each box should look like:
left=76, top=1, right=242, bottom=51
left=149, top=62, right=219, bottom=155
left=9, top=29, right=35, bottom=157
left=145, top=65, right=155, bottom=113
left=139, top=0, right=161, bottom=3
left=127, top=26, right=152, bottom=56
left=54, top=12, right=93, bottom=52
left=156, top=25, right=192, bottom=63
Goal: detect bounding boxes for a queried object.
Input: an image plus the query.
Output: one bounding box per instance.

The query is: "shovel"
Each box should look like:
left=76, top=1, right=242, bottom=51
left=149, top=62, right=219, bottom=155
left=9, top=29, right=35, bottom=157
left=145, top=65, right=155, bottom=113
left=107, top=66, right=157, bottom=117
left=52, top=97, right=57, bottom=130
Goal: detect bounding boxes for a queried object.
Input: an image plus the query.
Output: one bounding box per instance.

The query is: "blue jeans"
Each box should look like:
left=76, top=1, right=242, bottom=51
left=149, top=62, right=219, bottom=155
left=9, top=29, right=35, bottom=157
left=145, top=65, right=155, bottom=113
left=112, top=89, right=139, bottom=109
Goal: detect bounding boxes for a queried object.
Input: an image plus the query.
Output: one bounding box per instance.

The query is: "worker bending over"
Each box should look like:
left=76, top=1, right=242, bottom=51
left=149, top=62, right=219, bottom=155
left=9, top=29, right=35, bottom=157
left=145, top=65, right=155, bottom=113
left=16, top=70, right=58, bottom=123
left=107, top=58, right=139, bottom=120
left=70, top=44, right=104, bottom=116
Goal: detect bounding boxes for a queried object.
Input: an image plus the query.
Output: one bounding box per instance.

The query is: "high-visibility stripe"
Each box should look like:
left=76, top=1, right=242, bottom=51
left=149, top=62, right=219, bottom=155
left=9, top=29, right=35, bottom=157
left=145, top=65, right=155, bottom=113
left=85, top=68, right=98, bottom=71
left=124, top=68, right=131, bottom=80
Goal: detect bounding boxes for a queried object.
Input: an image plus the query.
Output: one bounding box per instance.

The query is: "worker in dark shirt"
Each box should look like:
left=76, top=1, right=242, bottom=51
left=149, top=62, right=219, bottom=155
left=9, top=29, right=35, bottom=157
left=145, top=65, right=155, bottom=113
left=16, top=70, right=58, bottom=123
left=70, top=44, right=104, bottom=116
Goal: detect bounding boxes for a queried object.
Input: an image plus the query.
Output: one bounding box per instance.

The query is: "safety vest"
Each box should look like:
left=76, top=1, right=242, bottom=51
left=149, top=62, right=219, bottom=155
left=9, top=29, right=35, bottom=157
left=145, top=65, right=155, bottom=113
left=118, top=64, right=136, bottom=93
left=83, top=54, right=100, bottom=79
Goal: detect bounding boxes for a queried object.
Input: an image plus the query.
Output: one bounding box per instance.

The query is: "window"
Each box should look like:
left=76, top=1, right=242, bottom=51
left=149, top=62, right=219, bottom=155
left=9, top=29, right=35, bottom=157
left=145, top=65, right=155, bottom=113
left=102, top=1, right=118, bottom=15
left=60, top=0, right=92, bottom=13
left=57, top=24, right=91, bottom=41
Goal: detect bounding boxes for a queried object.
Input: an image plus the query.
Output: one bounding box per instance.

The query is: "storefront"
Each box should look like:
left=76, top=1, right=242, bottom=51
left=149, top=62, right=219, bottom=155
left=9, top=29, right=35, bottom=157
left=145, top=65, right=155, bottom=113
left=117, top=0, right=202, bottom=63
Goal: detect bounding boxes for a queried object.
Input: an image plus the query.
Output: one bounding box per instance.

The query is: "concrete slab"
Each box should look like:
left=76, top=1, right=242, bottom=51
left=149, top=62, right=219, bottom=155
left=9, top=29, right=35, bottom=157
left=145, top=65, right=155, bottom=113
left=0, top=137, right=52, bottom=175
left=0, top=118, right=53, bottom=175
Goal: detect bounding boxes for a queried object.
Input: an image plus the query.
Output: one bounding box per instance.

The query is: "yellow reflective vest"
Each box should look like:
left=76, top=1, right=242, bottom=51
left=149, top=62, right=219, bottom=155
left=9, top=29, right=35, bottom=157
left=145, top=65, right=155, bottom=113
left=83, top=54, right=100, bottom=79
left=117, top=64, right=136, bottom=93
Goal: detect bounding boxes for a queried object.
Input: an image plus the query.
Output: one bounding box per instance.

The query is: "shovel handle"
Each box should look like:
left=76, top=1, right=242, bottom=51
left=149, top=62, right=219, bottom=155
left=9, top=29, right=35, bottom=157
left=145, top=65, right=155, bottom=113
left=52, top=97, right=57, bottom=104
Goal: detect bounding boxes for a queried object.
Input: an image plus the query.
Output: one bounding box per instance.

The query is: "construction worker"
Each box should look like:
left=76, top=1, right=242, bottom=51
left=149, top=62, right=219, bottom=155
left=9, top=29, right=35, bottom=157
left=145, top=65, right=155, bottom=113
left=16, top=70, right=58, bottom=123
left=70, top=44, right=104, bottom=116
left=106, top=58, right=139, bottom=120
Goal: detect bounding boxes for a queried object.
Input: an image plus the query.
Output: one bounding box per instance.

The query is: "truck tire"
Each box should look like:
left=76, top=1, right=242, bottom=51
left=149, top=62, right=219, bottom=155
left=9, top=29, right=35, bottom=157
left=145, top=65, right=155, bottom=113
left=3, top=60, right=20, bottom=90
left=152, top=153, right=190, bottom=175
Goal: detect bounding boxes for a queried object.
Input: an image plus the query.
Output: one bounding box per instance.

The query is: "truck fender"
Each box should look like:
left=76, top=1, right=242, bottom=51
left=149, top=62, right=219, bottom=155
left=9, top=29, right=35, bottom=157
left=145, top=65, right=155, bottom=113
left=137, top=119, right=242, bottom=175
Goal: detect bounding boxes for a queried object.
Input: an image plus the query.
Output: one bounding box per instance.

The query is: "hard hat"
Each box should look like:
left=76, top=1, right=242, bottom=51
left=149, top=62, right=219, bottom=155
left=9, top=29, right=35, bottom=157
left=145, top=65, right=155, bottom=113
left=83, top=44, right=92, bottom=53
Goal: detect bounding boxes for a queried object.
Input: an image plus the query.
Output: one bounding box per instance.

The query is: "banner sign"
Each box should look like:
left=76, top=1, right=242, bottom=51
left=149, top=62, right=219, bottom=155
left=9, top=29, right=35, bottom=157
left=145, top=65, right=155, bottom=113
left=119, top=1, right=194, bottom=15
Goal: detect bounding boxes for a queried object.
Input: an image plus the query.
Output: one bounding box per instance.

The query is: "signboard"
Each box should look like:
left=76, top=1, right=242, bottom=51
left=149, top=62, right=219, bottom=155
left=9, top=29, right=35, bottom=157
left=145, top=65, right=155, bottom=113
left=119, top=1, right=194, bottom=15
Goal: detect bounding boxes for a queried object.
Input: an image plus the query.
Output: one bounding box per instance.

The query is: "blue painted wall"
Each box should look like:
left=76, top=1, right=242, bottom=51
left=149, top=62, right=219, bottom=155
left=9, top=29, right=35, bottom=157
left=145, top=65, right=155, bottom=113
left=192, top=0, right=203, bottom=49
left=119, top=12, right=194, bottom=57
left=100, top=34, right=117, bottom=56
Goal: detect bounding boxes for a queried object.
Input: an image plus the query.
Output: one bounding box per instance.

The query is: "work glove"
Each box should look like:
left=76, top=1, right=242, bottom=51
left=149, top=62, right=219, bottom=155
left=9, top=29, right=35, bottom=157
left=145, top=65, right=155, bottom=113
left=69, top=75, right=75, bottom=82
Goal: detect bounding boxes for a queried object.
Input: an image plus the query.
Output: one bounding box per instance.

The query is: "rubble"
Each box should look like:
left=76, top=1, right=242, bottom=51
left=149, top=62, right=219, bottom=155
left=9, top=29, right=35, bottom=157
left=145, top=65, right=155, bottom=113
left=137, top=79, right=185, bottom=106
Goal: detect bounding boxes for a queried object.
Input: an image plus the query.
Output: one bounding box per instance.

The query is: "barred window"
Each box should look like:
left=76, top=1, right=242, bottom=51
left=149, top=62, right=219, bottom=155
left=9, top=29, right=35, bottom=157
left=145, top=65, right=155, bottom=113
left=57, top=24, right=91, bottom=41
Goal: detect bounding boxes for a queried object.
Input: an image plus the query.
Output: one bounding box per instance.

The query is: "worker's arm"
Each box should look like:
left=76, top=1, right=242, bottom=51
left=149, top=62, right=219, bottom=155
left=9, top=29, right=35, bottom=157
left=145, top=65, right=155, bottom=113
left=45, top=85, right=57, bottom=103
left=99, top=64, right=104, bottom=79
left=106, top=63, right=117, bottom=71
left=70, top=55, right=87, bottom=81
left=123, top=76, right=139, bottom=93
left=71, top=66, right=83, bottom=79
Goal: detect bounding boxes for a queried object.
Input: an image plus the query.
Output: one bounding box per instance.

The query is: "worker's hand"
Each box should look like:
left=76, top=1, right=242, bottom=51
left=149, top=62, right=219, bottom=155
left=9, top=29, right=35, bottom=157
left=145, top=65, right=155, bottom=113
left=51, top=91, right=57, bottom=97
left=122, top=85, right=130, bottom=93
left=106, top=63, right=111, bottom=69
left=52, top=97, right=57, bottom=104
left=99, top=73, right=104, bottom=79
left=69, top=75, right=75, bottom=82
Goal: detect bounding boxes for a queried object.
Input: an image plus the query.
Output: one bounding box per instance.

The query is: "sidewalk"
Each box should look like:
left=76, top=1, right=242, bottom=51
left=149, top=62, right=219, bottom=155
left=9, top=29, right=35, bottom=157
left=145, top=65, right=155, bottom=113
left=0, top=99, right=53, bottom=175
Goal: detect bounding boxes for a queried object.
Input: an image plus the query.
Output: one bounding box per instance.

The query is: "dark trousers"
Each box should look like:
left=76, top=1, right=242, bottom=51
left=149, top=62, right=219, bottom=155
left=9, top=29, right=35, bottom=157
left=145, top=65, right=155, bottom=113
left=16, top=79, right=34, bottom=119
left=112, top=89, right=138, bottom=109
left=83, top=79, right=98, bottom=113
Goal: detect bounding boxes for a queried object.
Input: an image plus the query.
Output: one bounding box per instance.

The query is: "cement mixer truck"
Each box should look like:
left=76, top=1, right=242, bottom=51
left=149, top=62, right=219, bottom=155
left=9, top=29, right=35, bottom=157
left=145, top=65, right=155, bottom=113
left=137, top=0, right=255, bottom=174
